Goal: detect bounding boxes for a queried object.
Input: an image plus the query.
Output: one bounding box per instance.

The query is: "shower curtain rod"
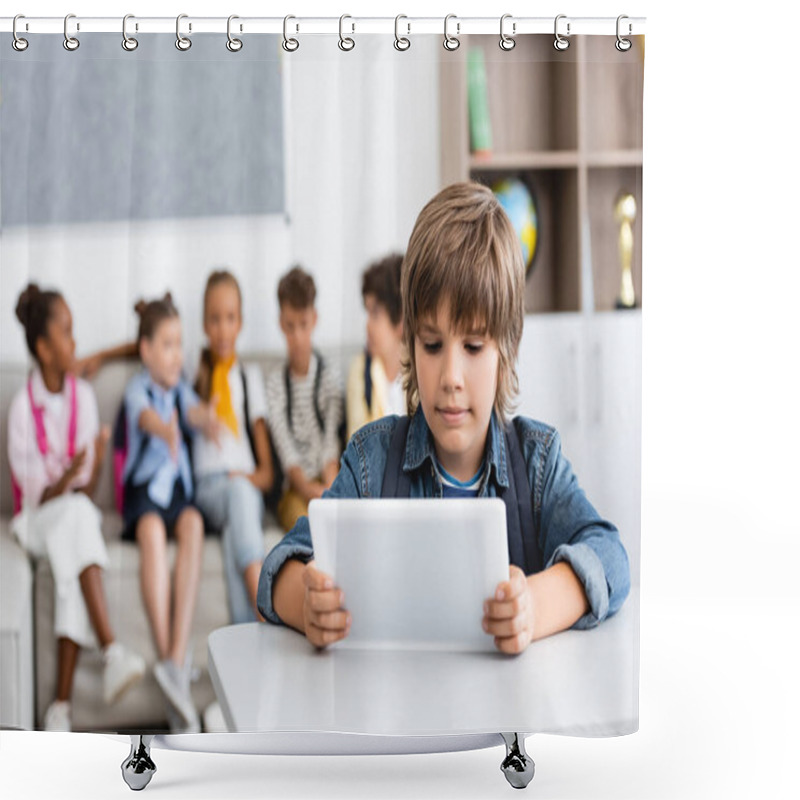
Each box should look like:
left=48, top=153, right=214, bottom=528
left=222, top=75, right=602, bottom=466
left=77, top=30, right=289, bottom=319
left=1, top=15, right=646, bottom=38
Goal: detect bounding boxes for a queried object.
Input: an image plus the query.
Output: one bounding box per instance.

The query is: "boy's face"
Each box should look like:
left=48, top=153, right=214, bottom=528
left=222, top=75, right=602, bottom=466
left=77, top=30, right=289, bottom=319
left=141, top=317, right=184, bottom=390
left=414, top=299, right=499, bottom=483
left=279, top=303, right=317, bottom=374
left=204, top=282, right=242, bottom=362
left=364, top=293, right=403, bottom=364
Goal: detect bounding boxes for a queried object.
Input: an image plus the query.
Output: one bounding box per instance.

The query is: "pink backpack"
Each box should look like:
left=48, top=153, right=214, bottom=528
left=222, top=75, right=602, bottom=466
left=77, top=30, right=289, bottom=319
left=11, top=375, right=78, bottom=514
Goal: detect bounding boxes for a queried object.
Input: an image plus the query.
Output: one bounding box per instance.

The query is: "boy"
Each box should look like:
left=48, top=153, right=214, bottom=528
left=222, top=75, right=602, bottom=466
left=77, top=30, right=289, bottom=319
left=258, top=184, right=630, bottom=654
left=266, top=266, right=344, bottom=532
left=346, top=252, right=406, bottom=439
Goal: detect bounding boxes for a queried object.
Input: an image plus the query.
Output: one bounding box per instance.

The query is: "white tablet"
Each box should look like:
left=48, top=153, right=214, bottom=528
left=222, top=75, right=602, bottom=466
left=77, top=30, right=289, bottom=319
left=308, top=498, right=509, bottom=652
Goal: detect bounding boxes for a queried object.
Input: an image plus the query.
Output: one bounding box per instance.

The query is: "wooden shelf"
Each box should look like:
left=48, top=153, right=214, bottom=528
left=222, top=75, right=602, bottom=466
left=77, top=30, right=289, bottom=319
left=439, top=34, right=644, bottom=314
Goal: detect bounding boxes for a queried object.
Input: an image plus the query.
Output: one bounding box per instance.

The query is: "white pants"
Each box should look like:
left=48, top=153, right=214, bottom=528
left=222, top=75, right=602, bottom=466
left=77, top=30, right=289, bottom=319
left=11, top=493, right=109, bottom=649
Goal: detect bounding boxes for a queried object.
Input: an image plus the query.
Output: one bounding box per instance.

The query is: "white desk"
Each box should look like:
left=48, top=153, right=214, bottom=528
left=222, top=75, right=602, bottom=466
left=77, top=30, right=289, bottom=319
left=207, top=588, right=638, bottom=740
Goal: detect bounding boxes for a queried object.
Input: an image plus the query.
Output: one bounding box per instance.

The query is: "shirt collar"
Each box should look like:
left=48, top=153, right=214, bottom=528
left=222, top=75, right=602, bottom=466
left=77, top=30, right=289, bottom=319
left=401, top=406, right=509, bottom=489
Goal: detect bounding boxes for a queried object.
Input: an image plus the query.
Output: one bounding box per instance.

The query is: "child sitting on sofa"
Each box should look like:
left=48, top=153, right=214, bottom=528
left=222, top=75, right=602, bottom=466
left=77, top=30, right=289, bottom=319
left=258, top=183, right=630, bottom=653
left=8, top=284, right=145, bottom=731
left=266, top=266, right=344, bottom=532
left=346, top=253, right=406, bottom=439
left=121, top=293, right=218, bottom=732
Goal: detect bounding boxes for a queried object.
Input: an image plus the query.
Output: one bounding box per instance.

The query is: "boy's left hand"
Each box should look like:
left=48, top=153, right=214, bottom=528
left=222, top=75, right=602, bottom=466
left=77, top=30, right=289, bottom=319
left=483, top=565, right=535, bottom=654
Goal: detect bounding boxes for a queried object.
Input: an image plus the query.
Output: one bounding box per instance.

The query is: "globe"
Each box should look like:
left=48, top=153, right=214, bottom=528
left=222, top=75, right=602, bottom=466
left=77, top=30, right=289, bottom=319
left=492, top=178, right=539, bottom=273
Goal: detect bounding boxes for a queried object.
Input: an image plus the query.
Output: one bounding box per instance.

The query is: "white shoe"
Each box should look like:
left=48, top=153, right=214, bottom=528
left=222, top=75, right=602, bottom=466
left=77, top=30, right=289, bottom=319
left=154, top=659, right=199, bottom=732
left=202, top=701, right=229, bottom=733
left=43, top=700, right=72, bottom=732
left=103, top=642, right=146, bottom=704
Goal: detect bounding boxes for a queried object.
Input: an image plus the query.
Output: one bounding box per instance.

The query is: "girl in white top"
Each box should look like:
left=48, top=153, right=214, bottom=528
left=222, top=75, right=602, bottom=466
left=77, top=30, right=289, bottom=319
left=193, top=271, right=275, bottom=624
left=7, top=284, right=145, bottom=732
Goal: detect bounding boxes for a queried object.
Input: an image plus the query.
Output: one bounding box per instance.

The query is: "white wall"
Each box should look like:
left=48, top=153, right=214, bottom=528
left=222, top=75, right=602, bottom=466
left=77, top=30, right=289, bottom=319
left=0, top=36, right=441, bottom=369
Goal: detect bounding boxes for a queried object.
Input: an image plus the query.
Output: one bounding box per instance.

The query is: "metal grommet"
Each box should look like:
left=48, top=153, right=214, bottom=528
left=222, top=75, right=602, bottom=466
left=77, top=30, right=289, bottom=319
left=553, top=14, right=570, bottom=51
left=499, top=14, right=516, bottom=51
left=122, top=14, right=138, bottom=51
left=616, top=15, right=632, bottom=52
left=338, top=14, right=355, bottom=51
left=12, top=15, right=29, bottom=52
left=226, top=15, right=243, bottom=52
left=176, top=14, right=192, bottom=51
left=63, top=13, right=80, bottom=51
left=282, top=15, right=299, bottom=52
left=394, top=14, right=411, bottom=51
left=443, top=14, right=460, bottom=51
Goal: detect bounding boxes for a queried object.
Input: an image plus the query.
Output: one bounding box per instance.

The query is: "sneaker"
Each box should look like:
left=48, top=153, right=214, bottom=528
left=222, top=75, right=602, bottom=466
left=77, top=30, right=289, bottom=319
left=154, top=658, right=199, bottom=732
left=43, top=700, right=71, bottom=732
left=202, top=701, right=229, bottom=733
left=103, top=642, right=146, bottom=704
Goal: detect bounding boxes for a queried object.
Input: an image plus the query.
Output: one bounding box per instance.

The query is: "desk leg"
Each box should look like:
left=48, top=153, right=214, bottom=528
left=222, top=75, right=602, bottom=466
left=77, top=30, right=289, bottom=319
left=121, top=735, right=157, bottom=791
left=500, top=732, right=535, bottom=789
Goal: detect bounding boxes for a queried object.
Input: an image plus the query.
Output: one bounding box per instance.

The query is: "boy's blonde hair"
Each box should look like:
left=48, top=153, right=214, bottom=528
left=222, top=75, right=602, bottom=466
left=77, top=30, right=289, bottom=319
left=401, top=182, right=525, bottom=423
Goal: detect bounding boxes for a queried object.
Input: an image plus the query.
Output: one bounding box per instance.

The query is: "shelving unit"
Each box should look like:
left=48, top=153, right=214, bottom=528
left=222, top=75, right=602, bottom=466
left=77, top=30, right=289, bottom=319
left=439, top=35, right=644, bottom=314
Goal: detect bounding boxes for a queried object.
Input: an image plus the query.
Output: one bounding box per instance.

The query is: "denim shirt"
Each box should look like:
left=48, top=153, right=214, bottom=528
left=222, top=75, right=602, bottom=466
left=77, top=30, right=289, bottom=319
left=257, top=408, right=631, bottom=630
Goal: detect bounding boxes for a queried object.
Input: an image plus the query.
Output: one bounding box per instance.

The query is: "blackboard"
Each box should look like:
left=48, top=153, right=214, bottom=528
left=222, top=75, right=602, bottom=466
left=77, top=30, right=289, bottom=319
left=0, top=33, right=285, bottom=227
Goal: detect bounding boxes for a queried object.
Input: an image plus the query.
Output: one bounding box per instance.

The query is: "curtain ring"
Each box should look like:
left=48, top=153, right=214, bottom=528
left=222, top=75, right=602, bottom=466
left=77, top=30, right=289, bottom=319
left=282, top=15, right=299, bottom=52
left=394, top=14, right=411, bottom=51
left=616, top=15, right=632, bottom=52
left=499, top=14, right=516, bottom=51
left=443, top=14, right=460, bottom=51
left=339, top=14, right=355, bottom=51
left=122, top=14, right=138, bottom=51
left=63, top=13, right=80, bottom=51
left=227, top=15, right=243, bottom=52
left=12, top=15, right=29, bottom=52
left=176, top=14, right=192, bottom=51
left=553, top=14, right=570, bottom=51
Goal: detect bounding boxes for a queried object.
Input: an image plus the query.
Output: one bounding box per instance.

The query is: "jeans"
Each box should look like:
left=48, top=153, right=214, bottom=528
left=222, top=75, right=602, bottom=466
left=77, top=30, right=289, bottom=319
left=195, top=473, right=265, bottom=624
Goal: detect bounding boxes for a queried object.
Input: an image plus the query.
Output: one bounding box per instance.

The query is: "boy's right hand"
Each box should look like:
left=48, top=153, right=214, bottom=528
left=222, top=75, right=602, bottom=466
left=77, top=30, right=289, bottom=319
left=302, top=563, right=351, bottom=649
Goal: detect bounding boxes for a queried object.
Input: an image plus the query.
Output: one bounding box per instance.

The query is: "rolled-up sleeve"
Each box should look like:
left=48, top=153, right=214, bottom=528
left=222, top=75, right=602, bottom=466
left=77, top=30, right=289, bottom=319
left=257, top=439, right=362, bottom=625
left=538, top=431, right=630, bottom=629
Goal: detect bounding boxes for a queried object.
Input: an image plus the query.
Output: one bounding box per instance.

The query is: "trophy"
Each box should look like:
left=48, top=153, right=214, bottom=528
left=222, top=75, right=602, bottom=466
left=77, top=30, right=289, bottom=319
left=614, top=192, right=637, bottom=309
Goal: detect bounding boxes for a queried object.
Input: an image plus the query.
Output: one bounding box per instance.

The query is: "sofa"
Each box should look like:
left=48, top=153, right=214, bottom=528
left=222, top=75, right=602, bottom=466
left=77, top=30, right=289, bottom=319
left=0, top=350, right=355, bottom=732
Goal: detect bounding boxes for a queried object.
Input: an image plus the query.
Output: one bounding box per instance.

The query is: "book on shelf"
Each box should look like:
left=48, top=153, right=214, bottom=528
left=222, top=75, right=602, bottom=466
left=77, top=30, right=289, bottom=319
left=467, top=48, right=492, bottom=159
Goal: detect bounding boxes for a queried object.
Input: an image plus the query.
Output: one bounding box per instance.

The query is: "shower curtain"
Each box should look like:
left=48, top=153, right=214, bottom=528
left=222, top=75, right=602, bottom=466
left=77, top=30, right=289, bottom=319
left=0, top=18, right=643, bottom=752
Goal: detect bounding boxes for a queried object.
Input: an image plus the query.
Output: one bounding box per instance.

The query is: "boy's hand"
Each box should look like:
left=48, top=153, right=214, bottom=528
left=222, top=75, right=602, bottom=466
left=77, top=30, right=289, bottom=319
left=66, top=447, right=88, bottom=479
left=92, top=425, right=111, bottom=472
left=302, top=563, right=351, bottom=649
left=483, top=565, right=535, bottom=655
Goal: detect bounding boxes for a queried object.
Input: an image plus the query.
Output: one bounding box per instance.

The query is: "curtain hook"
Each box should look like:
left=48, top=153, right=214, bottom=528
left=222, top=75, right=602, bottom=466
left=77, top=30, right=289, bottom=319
left=443, top=14, right=460, bottom=51
left=553, top=14, right=570, bottom=51
left=282, top=15, right=299, bottom=52
left=394, top=14, right=411, bottom=51
left=122, top=14, right=138, bottom=51
left=12, top=14, right=29, bottom=52
left=339, top=14, right=355, bottom=51
left=499, top=14, right=516, bottom=51
left=227, top=15, right=243, bottom=52
left=616, top=15, right=632, bottom=52
left=176, top=14, right=192, bottom=51
left=63, top=13, right=80, bottom=51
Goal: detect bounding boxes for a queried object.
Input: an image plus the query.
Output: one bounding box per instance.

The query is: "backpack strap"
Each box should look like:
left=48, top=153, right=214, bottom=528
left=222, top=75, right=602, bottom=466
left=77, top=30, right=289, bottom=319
left=66, top=374, right=77, bottom=459
left=312, top=351, right=325, bottom=433
left=363, top=350, right=373, bottom=411
left=380, top=415, right=412, bottom=498
left=241, top=366, right=257, bottom=462
left=503, top=425, right=542, bottom=574
left=27, top=377, right=48, bottom=457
